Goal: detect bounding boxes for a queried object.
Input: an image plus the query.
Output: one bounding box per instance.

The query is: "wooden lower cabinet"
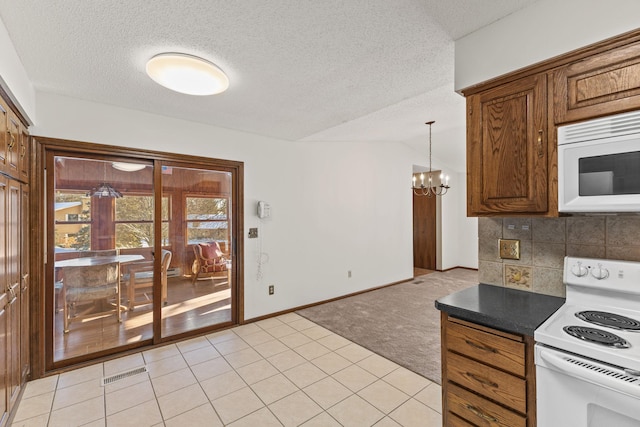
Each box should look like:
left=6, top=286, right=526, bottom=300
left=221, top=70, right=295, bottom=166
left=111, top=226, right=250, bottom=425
left=0, top=292, right=7, bottom=427
left=0, top=175, right=29, bottom=427
left=441, top=313, right=536, bottom=427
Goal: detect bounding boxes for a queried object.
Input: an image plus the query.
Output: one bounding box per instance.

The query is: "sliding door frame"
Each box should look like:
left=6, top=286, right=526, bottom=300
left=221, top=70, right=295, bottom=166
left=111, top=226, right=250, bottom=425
left=31, top=136, right=244, bottom=377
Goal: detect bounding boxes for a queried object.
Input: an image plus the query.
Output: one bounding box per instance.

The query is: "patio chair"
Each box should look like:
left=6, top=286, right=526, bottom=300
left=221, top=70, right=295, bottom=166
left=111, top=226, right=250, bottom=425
left=61, top=261, right=121, bottom=333
left=54, top=249, right=119, bottom=313
left=122, top=249, right=172, bottom=310
left=191, top=242, right=229, bottom=285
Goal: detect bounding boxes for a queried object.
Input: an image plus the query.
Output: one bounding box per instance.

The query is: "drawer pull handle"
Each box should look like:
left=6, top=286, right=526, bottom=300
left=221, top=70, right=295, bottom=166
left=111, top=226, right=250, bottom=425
left=464, top=339, right=497, bottom=353
left=465, top=404, right=498, bottom=423
left=7, top=130, right=15, bottom=149
left=467, top=372, right=498, bottom=388
left=537, top=129, right=544, bottom=158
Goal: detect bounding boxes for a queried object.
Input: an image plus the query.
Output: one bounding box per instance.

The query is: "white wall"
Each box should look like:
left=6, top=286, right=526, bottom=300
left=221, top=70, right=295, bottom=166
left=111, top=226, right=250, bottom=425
left=440, top=171, right=477, bottom=270
left=0, top=16, right=35, bottom=122
left=32, top=91, right=422, bottom=320
left=455, top=0, right=640, bottom=90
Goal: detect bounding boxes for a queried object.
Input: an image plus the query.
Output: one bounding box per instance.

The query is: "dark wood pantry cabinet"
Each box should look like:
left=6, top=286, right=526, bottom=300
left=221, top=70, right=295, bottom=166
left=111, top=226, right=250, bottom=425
left=0, top=89, right=31, bottom=427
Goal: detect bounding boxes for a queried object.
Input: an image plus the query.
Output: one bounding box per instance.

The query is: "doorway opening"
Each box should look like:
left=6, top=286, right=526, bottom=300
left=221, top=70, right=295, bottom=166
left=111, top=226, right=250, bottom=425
left=412, top=170, right=440, bottom=277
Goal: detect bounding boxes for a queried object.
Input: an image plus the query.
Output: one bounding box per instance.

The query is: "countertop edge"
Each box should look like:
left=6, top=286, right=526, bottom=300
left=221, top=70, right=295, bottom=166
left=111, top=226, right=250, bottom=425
left=435, top=284, right=565, bottom=337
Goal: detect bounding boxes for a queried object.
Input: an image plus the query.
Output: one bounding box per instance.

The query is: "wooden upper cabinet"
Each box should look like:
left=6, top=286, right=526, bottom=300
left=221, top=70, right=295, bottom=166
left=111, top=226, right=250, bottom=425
left=467, top=73, right=548, bottom=216
left=554, top=40, right=640, bottom=124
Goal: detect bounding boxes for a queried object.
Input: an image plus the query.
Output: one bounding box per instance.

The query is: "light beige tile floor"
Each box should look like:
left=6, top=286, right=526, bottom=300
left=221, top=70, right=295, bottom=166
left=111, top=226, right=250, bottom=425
left=10, top=313, right=442, bottom=427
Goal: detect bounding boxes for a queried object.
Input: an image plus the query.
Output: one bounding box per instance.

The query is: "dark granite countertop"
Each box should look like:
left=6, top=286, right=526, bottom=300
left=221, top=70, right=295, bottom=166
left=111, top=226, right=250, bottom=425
left=435, top=283, right=565, bottom=336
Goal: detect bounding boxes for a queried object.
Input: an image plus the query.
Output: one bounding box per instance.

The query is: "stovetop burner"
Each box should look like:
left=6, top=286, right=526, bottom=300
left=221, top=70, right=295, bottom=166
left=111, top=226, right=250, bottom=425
left=563, top=326, right=630, bottom=348
left=576, top=311, right=640, bottom=331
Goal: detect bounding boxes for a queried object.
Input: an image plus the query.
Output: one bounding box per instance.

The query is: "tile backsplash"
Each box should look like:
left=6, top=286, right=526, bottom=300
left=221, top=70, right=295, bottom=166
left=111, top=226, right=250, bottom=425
left=477, top=216, right=640, bottom=298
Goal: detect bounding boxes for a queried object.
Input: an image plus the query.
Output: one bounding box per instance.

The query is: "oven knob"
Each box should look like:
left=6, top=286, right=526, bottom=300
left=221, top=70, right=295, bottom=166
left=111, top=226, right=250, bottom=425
left=590, top=263, right=610, bottom=280
left=571, top=262, right=588, bottom=277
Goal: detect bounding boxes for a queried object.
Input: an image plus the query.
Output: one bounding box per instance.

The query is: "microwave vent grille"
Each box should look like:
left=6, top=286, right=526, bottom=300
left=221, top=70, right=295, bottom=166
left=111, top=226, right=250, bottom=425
left=559, top=110, right=640, bottom=144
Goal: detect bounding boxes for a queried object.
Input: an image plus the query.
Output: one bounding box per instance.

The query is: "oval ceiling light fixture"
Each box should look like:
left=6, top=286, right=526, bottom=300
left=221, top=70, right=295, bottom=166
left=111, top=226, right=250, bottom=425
left=146, top=53, right=229, bottom=96
left=112, top=162, right=147, bottom=172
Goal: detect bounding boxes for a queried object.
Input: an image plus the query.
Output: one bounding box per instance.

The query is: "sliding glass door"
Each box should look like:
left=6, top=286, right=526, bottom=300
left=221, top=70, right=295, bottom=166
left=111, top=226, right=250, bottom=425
left=160, top=165, right=233, bottom=338
left=49, top=155, right=155, bottom=363
left=43, top=146, right=241, bottom=370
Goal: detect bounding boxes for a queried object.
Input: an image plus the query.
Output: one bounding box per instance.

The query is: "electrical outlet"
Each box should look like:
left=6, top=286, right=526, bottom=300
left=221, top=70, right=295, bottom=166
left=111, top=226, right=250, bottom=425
left=348, top=270, right=352, bottom=278
left=268, top=285, right=274, bottom=295
left=499, top=239, right=521, bottom=260
left=248, top=228, right=258, bottom=238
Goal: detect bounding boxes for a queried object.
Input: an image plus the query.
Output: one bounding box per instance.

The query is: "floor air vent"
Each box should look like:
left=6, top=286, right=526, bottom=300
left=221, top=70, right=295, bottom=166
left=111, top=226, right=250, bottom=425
left=101, top=366, right=148, bottom=386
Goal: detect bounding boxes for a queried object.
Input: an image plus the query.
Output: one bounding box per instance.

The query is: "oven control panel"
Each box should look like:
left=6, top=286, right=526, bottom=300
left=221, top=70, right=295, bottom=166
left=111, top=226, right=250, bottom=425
left=565, top=257, right=640, bottom=295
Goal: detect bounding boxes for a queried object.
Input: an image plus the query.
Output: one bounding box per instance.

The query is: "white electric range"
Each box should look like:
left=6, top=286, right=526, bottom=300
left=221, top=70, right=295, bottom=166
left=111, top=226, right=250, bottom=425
left=534, top=256, right=640, bottom=426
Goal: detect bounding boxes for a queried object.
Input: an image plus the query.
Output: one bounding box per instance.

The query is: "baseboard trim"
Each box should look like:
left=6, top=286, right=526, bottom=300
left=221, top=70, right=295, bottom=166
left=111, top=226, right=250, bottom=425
left=244, top=276, right=413, bottom=324
left=244, top=266, right=479, bottom=324
left=439, top=266, right=478, bottom=273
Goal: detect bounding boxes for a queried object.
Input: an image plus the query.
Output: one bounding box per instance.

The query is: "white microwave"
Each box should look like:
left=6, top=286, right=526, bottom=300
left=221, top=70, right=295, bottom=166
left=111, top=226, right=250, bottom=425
left=558, top=110, right=640, bottom=213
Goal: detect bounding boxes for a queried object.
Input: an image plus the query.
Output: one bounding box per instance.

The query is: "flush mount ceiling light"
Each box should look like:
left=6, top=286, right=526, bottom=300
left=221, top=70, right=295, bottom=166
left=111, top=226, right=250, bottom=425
left=145, top=53, right=229, bottom=96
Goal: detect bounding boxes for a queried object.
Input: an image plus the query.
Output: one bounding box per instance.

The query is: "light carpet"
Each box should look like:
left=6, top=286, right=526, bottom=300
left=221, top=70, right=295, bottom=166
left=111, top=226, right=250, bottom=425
left=297, top=268, right=478, bottom=385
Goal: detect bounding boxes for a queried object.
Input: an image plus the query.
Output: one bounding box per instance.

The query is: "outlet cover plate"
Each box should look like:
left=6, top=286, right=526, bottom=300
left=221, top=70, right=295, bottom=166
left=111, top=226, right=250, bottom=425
left=248, top=228, right=258, bottom=238
left=499, top=239, right=520, bottom=260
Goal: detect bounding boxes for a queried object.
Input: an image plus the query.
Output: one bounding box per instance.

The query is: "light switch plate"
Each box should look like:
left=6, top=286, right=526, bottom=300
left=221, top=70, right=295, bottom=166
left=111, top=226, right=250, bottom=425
left=499, top=239, right=520, bottom=260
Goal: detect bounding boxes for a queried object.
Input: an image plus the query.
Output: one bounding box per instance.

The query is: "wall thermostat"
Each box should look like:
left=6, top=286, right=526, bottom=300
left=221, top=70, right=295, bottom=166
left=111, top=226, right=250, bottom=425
left=257, top=201, right=271, bottom=218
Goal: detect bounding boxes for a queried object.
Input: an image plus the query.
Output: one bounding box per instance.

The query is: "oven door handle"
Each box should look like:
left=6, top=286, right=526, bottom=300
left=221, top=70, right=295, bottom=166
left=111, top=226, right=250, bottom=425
left=539, top=347, right=640, bottom=399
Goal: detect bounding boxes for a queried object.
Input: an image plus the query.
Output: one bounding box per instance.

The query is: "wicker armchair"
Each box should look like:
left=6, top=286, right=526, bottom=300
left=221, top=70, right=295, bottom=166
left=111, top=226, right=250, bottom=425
left=191, top=242, right=229, bottom=285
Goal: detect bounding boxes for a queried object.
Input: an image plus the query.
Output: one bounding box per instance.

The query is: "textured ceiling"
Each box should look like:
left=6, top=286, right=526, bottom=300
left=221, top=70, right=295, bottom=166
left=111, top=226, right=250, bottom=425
left=0, top=0, right=539, bottom=172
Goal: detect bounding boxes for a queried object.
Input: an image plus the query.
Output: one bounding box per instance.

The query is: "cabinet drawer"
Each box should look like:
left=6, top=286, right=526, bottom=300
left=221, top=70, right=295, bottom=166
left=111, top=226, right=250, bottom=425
left=445, top=320, right=525, bottom=376
left=447, top=412, right=475, bottom=427
left=446, top=351, right=526, bottom=413
left=448, top=383, right=526, bottom=427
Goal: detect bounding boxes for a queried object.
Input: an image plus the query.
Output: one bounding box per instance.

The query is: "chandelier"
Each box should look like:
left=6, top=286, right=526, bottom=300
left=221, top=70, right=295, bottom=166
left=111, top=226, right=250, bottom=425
left=412, top=121, right=450, bottom=197
left=87, top=162, right=123, bottom=198
left=87, top=183, right=123, bottom=198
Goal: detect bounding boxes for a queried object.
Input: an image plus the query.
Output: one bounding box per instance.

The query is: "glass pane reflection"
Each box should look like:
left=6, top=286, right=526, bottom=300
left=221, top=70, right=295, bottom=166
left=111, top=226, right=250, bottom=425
left=161, top=166, right=232, bottom=337
left=52, top=156, right=154, bottom=362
